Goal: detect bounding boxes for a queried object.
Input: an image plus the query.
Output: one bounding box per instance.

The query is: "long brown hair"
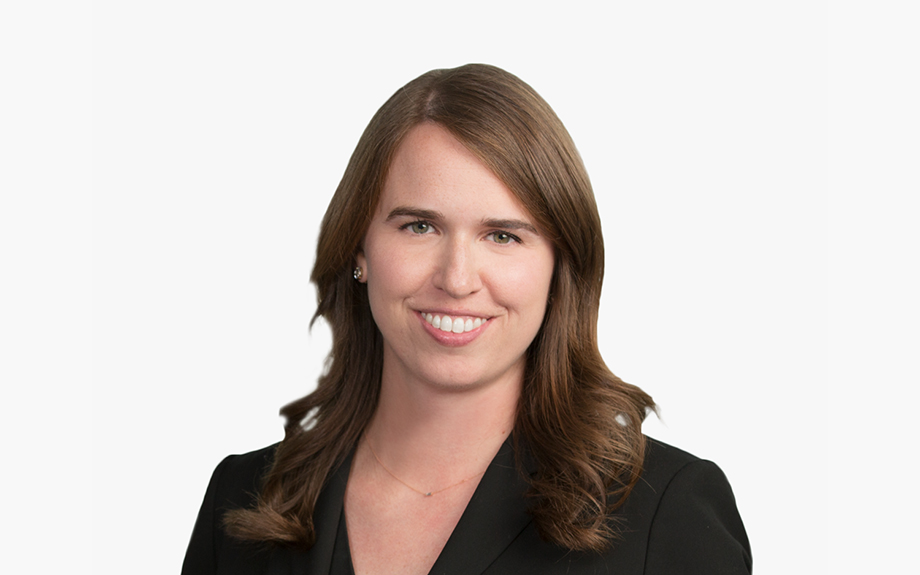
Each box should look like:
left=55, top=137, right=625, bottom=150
left=224, top=63, right=655, bottom=552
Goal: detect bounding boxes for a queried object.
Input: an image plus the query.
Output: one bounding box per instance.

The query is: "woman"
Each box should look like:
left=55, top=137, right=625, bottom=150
left=182, top=64, right=752, bottom=574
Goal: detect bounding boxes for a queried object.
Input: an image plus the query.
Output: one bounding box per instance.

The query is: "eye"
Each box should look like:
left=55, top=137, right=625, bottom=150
left=488, top=231, right=519, bottom=245
left=403, top=221, right=433, bottom=234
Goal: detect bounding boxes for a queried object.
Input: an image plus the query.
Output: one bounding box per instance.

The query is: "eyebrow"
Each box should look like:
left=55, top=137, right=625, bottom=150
left=385, top=206, right=443, bottom=222
left=481, top=218, right=540, bottom=235
left=385, top=206, right=540, bottom=235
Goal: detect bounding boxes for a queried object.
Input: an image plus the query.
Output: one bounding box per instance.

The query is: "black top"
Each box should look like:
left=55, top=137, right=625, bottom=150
left=329, top=507, right=355, bottom=575
left=182, top=437, right=752, bottom=574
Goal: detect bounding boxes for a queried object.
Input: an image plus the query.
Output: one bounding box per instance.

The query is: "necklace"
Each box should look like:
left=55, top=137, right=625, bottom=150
left=365, top=437, right=487, bottom=497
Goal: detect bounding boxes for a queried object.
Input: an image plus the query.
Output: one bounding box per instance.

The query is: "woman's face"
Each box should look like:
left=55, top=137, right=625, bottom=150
left=356, top=123, right=555, bottom=393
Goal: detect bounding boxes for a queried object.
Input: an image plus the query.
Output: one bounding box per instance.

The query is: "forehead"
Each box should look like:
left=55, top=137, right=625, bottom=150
left=378, top=123, right=530, bottom=219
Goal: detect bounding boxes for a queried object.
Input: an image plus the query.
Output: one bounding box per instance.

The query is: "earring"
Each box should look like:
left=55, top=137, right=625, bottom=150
left=353, top=267, right=364, bottom=281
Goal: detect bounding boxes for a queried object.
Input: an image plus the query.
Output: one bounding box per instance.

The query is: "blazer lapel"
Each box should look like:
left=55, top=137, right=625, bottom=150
left=266, top=451, right=354, bottom=575
left=427, top=438, right=534, bottom=575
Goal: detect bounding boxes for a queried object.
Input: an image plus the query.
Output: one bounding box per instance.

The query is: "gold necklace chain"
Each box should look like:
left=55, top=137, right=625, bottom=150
left=365, top=437, right=487, bottom=497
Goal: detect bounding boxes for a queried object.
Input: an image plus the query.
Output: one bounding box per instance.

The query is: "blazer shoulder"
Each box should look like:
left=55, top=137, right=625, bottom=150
left=643, top=436, right=700, bottom=474
left=181, top=444, right=280, bottom=575
left=212, top=443, right=279, bottom=509
left=612, top=437, right=709, bottom=537
left=634, top=437, right=753, bottom=574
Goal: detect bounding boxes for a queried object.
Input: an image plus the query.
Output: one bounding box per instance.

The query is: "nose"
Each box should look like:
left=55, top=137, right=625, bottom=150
left=433, top=238, right=482, bottom=298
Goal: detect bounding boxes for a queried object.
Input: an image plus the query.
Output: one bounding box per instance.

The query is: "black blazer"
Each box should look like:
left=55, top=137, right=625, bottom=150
left=182, top=437, right=751, bottom=574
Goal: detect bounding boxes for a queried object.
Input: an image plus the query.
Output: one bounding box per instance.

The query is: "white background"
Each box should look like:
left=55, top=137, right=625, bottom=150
left=2, top=1, right=916, bottom=574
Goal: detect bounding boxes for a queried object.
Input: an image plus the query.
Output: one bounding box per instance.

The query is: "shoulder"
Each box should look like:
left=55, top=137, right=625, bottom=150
left=616, top=436, right=752, bottom=574
left=640, top=436, right=723, bottom=493
left=181, top=444, right=279, bottom=575
left=643, top=436, right=700, bottom=473
left=208, top=443, right=278, bottom=511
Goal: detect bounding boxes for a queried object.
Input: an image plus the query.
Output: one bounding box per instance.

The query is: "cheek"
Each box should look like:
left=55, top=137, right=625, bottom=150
left=364, top=244, right=425, bottom=304
left=491, top=254, right=555, bottom=315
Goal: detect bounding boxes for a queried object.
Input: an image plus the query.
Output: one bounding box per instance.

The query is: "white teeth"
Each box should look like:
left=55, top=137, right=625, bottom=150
left=423, top=313, right=486, bottom=334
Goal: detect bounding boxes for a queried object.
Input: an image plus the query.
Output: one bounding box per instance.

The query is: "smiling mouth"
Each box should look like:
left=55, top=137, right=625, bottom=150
left=422, top=313, right=489, bottom=334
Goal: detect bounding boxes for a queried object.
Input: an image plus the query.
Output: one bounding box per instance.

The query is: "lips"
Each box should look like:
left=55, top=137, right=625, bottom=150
left=422, top=312, right=488, bottom=334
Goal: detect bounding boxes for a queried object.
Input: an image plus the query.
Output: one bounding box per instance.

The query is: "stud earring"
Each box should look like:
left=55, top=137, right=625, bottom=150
left=353, top=267, right=364, bottom=281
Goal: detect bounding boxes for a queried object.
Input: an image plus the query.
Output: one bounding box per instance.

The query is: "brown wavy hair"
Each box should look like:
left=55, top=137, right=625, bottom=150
left=224, top=63, right=655, bottom=552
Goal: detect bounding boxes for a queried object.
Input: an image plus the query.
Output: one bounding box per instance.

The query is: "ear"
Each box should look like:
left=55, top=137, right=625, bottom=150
left=355, top=251, right=367, bottom=283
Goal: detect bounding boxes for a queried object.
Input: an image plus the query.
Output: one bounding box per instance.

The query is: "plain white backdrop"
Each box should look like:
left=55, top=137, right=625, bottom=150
left=4, top=1, right=917, bottom=574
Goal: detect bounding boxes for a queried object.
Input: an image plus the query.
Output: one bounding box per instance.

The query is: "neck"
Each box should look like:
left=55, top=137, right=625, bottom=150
left=362, top=364, right=521, bottom=485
